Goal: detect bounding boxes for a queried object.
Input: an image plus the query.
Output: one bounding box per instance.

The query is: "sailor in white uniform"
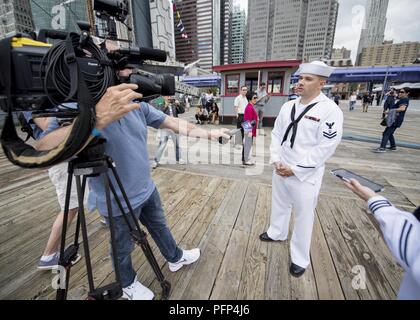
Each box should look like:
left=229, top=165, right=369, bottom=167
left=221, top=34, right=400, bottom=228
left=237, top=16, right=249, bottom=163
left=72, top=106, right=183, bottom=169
left=344, top=179, right=420, bottom=300
left=259, top=61, right=343, bottom=277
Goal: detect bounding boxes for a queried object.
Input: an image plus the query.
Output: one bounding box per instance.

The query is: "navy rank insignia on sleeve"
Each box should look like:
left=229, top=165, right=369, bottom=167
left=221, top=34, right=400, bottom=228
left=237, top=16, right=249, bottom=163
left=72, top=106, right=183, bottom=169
left=323, top=122, right=337, bottom=139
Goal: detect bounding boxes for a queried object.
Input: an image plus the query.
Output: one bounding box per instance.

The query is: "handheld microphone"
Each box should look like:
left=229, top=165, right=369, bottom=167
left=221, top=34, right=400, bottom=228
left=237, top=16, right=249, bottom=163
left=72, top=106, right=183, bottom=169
left=219, top=120, right=256, bottom=144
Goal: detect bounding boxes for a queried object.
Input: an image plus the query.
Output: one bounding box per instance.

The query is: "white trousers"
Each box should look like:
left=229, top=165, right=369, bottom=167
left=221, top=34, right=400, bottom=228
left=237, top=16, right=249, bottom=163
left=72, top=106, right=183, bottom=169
left=398, top=271, right=420, bottom=300
left=267, top=173, right=322, bottom=268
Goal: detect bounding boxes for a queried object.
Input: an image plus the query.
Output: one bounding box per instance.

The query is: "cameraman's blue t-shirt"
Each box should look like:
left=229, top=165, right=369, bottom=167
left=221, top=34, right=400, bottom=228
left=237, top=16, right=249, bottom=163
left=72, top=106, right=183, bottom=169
left=87, top=102, right=166, bottom=216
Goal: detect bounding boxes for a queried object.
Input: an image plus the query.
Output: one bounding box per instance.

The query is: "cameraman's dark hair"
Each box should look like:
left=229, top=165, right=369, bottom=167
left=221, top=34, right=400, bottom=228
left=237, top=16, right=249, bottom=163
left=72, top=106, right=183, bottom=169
left=246, top=92, right=253, bottom=101
left=402, top=87, right=411, bottom=94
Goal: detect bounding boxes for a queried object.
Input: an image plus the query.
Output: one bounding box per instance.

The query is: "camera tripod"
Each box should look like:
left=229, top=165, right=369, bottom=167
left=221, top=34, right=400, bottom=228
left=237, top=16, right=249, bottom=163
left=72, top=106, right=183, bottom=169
left=55, top=139, right=171, bottom=300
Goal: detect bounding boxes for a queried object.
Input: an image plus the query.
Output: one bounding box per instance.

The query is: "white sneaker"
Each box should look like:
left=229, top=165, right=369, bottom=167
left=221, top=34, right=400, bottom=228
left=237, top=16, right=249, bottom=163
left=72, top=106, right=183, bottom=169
left=168, top=248, right=201, bottom=272
left=177, top=159, right=186, bottom=165
left=151, top=160, right=159, bottom=169
left=122, top=276, right=154, bottom=300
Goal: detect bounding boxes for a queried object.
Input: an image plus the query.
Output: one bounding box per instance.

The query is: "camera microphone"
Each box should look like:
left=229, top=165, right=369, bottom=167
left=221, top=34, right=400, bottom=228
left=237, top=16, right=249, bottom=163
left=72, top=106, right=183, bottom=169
left=118, top=47, right=167, bottom=62
left=219, top=120, right=256, bottom=144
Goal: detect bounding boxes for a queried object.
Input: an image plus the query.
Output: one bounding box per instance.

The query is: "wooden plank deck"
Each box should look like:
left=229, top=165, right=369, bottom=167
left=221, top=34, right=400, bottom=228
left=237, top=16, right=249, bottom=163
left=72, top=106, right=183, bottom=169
left=1, top=103, right=419, bottom=300
left=0, top=165, right=407, bottom=300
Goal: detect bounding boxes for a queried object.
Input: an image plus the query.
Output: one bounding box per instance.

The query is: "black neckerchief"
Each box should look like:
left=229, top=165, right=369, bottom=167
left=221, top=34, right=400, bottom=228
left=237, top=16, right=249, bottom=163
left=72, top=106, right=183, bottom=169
left=281, top=102, right=319, bottom=149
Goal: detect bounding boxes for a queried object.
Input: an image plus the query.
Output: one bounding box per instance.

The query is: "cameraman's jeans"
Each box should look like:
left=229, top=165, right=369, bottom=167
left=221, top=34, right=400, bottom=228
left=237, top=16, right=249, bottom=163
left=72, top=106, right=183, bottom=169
left=155, top=129, right=180, bottom=162
left=107, top=188, right=182, bottom=287
left=255, top=105, right=264, bottom=129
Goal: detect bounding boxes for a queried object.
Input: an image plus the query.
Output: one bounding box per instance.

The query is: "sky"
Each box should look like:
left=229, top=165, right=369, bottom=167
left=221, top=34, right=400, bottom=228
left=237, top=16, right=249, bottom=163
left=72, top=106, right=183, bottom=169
left=234, top=0, right=420, bottom=63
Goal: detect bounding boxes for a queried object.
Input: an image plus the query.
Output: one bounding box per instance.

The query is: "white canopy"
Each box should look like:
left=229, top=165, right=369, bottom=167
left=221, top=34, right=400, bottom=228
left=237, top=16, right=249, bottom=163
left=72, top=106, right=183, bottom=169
left=392, top=83, right=420, bottom=90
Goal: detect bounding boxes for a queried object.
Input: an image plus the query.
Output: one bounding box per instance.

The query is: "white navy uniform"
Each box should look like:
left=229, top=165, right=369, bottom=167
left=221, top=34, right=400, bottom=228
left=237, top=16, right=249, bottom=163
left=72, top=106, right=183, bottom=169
left=268, top=92, right=343, bottom=268
left=367, top=197, right=420, bottom=299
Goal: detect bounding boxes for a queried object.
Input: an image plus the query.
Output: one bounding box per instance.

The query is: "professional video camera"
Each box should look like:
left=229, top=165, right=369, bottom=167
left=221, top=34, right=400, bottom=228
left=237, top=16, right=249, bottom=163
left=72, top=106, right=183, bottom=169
left=0, top=0, right=175, bottom=168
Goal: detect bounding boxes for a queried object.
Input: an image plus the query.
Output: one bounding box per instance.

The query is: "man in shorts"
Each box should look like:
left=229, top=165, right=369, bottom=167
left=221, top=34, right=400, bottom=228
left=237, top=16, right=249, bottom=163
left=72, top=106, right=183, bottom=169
left=22, top=113, right=82, bottom=270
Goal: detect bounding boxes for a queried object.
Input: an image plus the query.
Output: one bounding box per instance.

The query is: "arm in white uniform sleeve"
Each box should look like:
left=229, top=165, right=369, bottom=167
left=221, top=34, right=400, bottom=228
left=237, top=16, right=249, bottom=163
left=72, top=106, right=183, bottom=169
left=269, top=108, right=284, bottom=164
left=291, top=107, right=343, bottom=181
left=368, top=196, right=420, bottom=287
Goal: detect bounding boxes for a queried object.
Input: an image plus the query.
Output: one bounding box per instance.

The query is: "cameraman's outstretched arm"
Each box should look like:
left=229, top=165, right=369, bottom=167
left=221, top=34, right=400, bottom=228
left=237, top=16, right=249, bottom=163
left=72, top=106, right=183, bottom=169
left=161, top=116, right=230, bottom=141
left=35, top=84, right=142, bottom=151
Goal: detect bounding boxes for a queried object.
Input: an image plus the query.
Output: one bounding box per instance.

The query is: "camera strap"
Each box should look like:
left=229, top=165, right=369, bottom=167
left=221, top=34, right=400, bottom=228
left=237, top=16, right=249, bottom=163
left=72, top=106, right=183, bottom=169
left=65, top=34, right=79, bottom=102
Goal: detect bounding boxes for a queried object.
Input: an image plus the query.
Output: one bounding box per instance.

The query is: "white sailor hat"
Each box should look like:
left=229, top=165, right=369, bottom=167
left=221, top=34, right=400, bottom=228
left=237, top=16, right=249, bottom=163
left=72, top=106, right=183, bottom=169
left=297, top=61, right=335, bottom=78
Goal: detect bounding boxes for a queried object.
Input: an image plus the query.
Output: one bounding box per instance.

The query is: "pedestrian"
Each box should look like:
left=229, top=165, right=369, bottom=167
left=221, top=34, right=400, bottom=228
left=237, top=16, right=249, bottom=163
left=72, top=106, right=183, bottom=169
left=233, top=86, right=249, bottom=152
left=152, top=96, right=185, bottom=169
left=374, top=87, right=410, bottom=153
left=349, top=92, right=357, bottom=111
left=255, top=82, right=269, bottom=135
left=243, top=94, right=259, bottom=166
left=362, top=93, right=370, bottom=112
left=382, top=89, right=396, bottom=119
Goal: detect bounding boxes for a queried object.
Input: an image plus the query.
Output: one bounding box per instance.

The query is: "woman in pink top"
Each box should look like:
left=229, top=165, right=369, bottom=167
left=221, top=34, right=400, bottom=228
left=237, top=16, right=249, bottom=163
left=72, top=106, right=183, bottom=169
left=243, top=94, right=259, bottom=165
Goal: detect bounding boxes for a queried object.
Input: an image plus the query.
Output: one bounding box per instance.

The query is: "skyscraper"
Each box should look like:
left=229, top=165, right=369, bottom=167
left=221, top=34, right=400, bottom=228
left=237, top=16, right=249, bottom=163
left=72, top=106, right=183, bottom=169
left=229, top=6, right=245, bottom=64
left=220, top=0, right=231, bottom=65
left=356, top=0, right=389, bottom=65
left=302, top=0, right=338, bottom=61
left=150, top=0, right=176, bottom=62
left=0, top=0, right=34, bottom=39
left=246, top=0, right=339, bottom=62
left=30, top=0, right=88, bottom=33
left=173, top=0, right=231, bottom=72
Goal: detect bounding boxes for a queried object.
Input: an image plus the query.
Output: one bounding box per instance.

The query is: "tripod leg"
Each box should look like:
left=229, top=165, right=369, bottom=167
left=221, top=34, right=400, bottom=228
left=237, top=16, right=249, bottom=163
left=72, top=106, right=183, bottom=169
left=75, top=175, right=95, bottom=293
left=72, top=177, right=87, bottom=247
left=103, top=174, right=122, bottom=286
left=56, top=163, right=74, bottom=300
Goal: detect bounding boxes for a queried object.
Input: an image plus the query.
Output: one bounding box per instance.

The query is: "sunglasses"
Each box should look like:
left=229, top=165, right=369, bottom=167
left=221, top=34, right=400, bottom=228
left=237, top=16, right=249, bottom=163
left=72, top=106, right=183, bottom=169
left=399, top=91, right=406, bottom=94
left=252, top=97, right=258, bottom=100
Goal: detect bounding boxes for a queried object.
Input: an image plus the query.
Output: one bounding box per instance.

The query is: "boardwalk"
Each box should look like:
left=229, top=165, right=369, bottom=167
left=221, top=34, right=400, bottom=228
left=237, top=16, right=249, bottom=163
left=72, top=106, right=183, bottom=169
left=0, top=102, right=418, bottom=300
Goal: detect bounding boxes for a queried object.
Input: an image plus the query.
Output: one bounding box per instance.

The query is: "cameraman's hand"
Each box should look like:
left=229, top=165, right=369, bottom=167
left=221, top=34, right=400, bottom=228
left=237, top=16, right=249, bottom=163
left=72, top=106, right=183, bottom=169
left=95, top=84, right=143, bottom=130
left=344, top=178, right=376, bottom=202
left=209, top=128, right=230, bottom=141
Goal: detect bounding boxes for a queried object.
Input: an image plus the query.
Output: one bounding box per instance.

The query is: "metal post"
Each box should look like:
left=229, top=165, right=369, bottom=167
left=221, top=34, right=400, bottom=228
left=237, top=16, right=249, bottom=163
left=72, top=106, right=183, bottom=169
left=380, top=66, right=390, bottom=106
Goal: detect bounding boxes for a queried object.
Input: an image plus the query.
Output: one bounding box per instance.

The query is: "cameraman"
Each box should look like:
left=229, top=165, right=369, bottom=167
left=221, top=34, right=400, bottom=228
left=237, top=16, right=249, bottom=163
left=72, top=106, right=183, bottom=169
left=34, top=82, right=230, bottom=300
left=344, top=179, right=420, bottom=299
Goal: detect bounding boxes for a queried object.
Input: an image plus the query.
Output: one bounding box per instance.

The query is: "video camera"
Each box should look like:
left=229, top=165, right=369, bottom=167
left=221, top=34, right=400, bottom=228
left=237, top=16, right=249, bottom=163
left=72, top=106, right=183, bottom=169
left=0, top=0, right=174, bottom=112
left=0, top=0, right=176, bottom=168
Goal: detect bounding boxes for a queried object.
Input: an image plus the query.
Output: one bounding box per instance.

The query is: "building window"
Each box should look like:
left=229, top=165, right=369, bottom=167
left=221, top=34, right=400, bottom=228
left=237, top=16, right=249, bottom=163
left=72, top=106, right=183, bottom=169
left=225, top=74, right=240, bottom=96
left=267, top=71, right=284, bottom=95
left=245, top=72, right=258, bottom=95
